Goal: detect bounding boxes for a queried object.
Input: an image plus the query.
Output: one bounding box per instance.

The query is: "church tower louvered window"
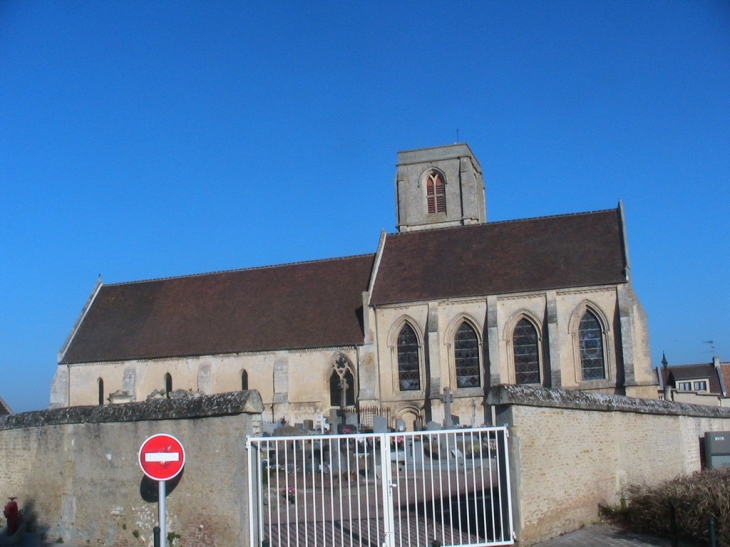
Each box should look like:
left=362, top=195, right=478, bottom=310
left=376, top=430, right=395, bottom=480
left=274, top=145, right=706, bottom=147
left=426, top=170, right=446, bottom=214
left=455, top=322, right=480, bottom=388
left=397, top=324, right=421, bottom=391
left=513, top=318, right=541, bottom=384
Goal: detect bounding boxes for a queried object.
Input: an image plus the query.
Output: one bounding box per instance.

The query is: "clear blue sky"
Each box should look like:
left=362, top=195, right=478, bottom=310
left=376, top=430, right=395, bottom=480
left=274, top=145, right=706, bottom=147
left=1, top=1, right=728, bottom=413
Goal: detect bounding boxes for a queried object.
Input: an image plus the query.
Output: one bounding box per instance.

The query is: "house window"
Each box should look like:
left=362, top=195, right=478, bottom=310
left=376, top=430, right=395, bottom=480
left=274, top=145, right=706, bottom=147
left=677, top=382, right=692, bottom=391
left=98, top=378, right=104, bottom=406
left=513, top=318, right=540, bottom=384
left=693, top=380, right=708, bottom=392
left=397, top=324, right=420, bottom=391
left=241, top=369, right=249, bottom=391
left=426, top=171, right=446, bottom=214
left=329, top=355, right=355, bottom=407
left=455, top=322, right=480, bottom=388
left=578, top=311, right=605, bottom=380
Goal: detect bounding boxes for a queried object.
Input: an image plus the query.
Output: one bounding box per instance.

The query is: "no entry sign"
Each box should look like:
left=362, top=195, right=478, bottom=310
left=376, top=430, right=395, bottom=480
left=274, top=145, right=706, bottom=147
left=138, top=433, right=186, bottom=481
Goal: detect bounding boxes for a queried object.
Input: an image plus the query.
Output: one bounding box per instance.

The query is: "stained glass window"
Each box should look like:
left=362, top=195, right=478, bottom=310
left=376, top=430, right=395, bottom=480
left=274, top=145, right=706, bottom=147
left=513, top=318, right=540, bottom=384
left=397, top=324, right=420, bottom=391
left=455, top=323, right=480, bottom=388
left=579, top=311, right=605, bottom=380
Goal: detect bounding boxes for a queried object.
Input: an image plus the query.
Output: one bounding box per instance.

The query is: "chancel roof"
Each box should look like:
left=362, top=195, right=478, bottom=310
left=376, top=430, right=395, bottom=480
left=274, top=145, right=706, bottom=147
left=60, top=254, right=375, bottom=364
left=370, top=208, right=627, bottom=305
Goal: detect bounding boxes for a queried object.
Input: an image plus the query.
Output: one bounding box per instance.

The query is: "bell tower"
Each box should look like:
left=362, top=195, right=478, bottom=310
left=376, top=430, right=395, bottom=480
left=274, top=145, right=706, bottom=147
left=395, top=143, right=486, bottom=232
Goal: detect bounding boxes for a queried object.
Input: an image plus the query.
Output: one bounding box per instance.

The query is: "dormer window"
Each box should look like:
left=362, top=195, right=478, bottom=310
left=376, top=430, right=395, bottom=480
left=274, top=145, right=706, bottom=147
left=426, top=170, right=446, bottom=214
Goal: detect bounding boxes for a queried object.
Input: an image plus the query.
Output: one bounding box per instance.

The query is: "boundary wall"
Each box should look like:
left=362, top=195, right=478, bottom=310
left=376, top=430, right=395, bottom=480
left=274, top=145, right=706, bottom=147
left=0, top=391, right=262, bottom=547
left=487, top=385, right=730, bottom=546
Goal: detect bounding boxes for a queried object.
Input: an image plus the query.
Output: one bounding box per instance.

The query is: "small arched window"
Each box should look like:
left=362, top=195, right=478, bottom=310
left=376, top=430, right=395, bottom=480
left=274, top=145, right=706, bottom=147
left=513, top=318, right=540, bottom=384
left=98, top=378, right=104, bottom=406
left=241, top=369, right=249, bottom=391
left=579, top=311, right=605, bottom=380
left=426, top=170, right=446, bottom=214
left=455, top=322, right=480, bottom=388
left=165, top=373, right=173, bottom=398
left=397, top=324, right=420, bottom=391
left=329, top=355, right=355, bottom=408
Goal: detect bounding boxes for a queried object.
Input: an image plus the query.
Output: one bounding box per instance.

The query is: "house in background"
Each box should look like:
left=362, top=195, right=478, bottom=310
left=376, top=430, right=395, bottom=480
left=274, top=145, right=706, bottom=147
left=50, top=144, right=657, bottom=429
left=657, top=354, right=730, bottom=407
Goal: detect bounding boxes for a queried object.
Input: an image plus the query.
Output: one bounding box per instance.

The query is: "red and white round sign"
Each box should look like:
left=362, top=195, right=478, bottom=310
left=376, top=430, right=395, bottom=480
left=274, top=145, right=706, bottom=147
left=138, top=433, right=186, bottom=481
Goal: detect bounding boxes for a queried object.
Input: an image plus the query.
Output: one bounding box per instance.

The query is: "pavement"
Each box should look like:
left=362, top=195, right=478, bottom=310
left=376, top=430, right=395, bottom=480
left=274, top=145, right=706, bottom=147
left=533, top=523, right=695, bottom=547
left=41, top=523, right=693, bottom=547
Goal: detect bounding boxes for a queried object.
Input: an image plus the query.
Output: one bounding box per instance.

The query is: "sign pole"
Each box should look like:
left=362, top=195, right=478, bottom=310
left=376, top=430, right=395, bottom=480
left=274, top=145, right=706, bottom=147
left=159, top=480, right=166, bottom=546
left=138, top=434, right=185, bottom=547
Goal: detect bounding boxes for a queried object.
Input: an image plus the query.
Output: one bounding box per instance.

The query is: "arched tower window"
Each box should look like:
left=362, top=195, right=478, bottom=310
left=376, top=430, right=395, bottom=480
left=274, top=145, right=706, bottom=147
left=241, top=369, right=249, bottom=390
left=455, top=322, right=480, bottom=388
left=426, top=170, right=446, bottom=214
left=98, top=378, right=104, bottom=406
left=513, top=318, right=541, bottom=384
left=329, top=355, right=355, bottom=408
left=579, top=311, right=605, bottom=380
left=165, top=373, right=173, bottom=398
left=397, top=324, right=420, bottom=391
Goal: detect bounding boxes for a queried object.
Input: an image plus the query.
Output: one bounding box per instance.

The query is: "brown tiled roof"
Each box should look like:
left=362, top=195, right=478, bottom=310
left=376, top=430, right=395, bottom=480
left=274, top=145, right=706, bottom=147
left=719, top=364, right=730, bottom=396
left=61, top=254, right=375, bottom=364
left=370, top=209, right=627, bottom=305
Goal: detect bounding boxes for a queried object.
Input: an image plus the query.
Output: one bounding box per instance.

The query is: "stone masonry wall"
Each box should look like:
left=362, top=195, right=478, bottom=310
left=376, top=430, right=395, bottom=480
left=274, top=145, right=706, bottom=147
left=488, top=385, right=730, bottom=546
left=0, top=391, right=263, bottom=547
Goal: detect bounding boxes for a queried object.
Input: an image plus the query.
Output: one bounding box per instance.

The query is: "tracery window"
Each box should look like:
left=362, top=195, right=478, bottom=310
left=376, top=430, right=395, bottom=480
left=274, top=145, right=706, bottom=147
left=397, top=324, right=421, bottom=391
left=578, top=311, right=605, bottom=380
left=426, top=170, right=446, bottom=214
left=329, top=355, right=355, bottom=407
left=513, top=318, right=541, bottom=384
left=455, top=322, right=480, bottom=388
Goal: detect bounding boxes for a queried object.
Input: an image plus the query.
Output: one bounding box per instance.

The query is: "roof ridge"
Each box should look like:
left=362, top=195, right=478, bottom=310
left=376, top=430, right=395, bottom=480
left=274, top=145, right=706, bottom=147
left=386, top=207, right=618, bottom=237
left=105, top=253, right=376, bottom=287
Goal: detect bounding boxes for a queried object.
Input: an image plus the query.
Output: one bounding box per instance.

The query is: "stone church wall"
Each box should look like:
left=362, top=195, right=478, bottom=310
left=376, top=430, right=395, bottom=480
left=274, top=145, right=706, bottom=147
left=489, top=385, right=730, bottom=546
left=0, top=392, right=262, bottom=547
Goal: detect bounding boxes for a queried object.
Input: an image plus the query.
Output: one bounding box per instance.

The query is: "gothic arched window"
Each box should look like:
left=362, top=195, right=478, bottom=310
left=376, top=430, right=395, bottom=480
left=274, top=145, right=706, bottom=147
left=241, top=369, right=249, bottom=391
left=513, top=318, right=541, bottom=384
left=329, top=355, right=355, bottom=408
left=426, top=170, right=446, bottom=214
left=579, top=311, right=605, bottom=380
left=455, top=322, right=480, bottom=388
left=98, top=378, right=104, bottom=406
left=397, top=324, right=421, bottom=391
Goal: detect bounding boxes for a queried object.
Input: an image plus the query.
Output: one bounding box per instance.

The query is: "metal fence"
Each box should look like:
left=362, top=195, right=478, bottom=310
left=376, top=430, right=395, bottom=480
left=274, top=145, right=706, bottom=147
left=247, top=427, right=514, bottom=547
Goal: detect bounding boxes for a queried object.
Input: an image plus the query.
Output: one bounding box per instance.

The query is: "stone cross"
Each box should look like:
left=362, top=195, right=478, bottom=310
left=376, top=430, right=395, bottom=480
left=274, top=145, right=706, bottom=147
left=441, top=387, right=454, bottom=428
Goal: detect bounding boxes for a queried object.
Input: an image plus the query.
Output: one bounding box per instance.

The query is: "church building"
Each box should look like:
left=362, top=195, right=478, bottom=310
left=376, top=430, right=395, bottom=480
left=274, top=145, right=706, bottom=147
left=50, top=144, right=657, bottom=428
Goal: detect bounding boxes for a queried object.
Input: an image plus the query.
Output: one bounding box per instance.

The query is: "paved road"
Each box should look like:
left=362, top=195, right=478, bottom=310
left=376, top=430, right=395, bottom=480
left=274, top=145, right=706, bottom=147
left=534, top=524, right=694, bottom=547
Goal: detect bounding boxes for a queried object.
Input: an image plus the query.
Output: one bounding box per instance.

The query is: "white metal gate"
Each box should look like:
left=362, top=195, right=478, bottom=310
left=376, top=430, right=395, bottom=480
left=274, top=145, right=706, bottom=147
left=247, top=427, right=514, bottom=547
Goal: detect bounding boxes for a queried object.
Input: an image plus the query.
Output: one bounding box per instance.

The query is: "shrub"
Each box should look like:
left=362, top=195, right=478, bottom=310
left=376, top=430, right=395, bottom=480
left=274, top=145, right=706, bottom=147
left=601, top=467, right=730, bottom=546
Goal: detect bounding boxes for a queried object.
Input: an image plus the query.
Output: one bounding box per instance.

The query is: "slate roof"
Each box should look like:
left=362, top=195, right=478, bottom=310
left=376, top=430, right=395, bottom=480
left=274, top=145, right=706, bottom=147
left=370, top=208, right=627, bottom=305
left=658, top=364, right=725, bottom=395
left=60, top=254, right=375, bottom=364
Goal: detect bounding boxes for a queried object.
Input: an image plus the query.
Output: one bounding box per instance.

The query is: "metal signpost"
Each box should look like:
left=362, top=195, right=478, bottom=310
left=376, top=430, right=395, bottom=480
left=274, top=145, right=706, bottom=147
left=138, top=434, right=186, bottom=546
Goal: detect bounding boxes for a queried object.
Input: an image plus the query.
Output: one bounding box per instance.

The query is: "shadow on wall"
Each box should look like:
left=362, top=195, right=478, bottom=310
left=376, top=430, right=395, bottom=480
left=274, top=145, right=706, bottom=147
left=0, top=498, right=45, bottom=546
left=139, top=470, right=184, bottom=503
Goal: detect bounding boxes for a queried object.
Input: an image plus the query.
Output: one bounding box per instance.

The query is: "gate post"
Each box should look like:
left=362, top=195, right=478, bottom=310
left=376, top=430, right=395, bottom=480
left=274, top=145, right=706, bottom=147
left=379, top=433, right=396, bottom=547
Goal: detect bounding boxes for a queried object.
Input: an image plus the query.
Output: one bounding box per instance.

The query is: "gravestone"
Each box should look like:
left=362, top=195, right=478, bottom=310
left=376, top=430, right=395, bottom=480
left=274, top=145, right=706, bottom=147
left=395, top=419, right=406, bottom=432
left=426, top=421, right=442, bottom=431
left=373, top=416, right=388, bottom=434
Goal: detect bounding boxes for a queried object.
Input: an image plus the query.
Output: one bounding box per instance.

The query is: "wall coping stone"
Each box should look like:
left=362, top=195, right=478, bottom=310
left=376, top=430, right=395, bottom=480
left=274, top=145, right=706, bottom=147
left=486, top=384, right=730, bottom=419
left=0, top=390, right=263, bottom=430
